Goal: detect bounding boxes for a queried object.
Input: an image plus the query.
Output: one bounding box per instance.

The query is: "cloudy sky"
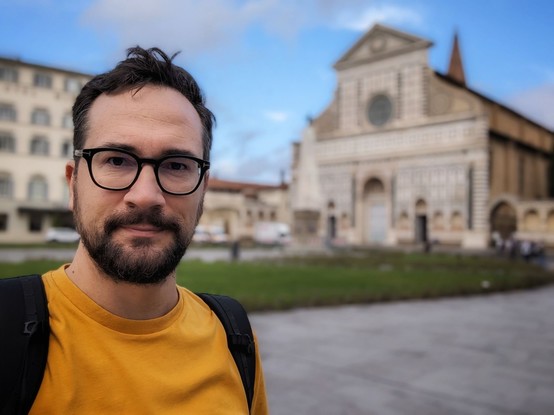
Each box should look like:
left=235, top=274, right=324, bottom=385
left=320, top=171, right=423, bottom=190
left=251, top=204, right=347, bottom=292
left=1, top=0, right=553, bottom=184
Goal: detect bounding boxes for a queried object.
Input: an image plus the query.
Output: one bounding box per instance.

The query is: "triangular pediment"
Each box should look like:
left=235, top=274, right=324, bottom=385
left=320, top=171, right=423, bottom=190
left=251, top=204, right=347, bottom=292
left=334, top=24, right=433, bottom=70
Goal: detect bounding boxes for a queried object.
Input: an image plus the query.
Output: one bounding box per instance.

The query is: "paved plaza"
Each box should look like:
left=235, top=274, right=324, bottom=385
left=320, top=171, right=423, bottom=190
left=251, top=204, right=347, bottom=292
left=252, top=285, right=554, bottom=415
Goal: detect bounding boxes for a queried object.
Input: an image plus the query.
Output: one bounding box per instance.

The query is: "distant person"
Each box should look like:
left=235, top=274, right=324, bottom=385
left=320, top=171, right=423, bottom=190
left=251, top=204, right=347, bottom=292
left=520, top=240, right=532, bottom=262
left=4, top=47, right=267, bottom=414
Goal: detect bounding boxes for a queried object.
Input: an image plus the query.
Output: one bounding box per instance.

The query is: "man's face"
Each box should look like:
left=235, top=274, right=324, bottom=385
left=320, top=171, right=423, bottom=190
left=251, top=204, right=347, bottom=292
left=67, top=85, right=208, bottom=285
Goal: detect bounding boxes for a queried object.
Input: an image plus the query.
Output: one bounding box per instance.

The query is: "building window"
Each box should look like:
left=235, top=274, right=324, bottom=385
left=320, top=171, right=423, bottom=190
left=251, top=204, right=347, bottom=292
left=367, top=94, right=393, bottom=127
left=28, top=176, right=48, bottom=201
left=30, top=136, right=50, bottom=156
left=0, top=173, right=13, bottom=198
left=0, top=213, right=8, bottom=232
left=31, top=108, right=50, bottom=126
left=0, top=103, right=16, bottom=121
left=64, top=77, right=81, bottom=93
left=61, top=140, right=73, bottom=158
left=0, top=132, right=15, bottom=152
left=29, top=213, right=43, bottom=232
left=0, top=66, right=18, bottom=83
left=33, top=72, right=52, bottom=88
left=62, top=113, right=73, bottom=129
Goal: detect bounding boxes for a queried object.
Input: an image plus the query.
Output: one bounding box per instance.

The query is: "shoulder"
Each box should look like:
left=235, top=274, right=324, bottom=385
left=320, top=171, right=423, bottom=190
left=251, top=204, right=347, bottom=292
left=177, top=286, right=214, bottom=317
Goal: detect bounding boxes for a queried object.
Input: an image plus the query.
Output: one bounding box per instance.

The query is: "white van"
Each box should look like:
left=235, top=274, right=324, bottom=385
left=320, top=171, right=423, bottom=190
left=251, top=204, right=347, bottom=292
left=254, top=222, right=291, bottom=246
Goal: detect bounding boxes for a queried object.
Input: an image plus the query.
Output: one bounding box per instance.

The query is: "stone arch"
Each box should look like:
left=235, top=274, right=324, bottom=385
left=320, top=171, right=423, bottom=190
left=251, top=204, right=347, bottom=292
left=415, top=199, right=427, bottom=215
left=398, top=211, right=410, bottom=230
left=490, top=201, right=517, bottom=239
left=522, top=209, right=540, bottom=232
left=450, top=211, right=464, bottom=231
left=363, top=177, right=387, bottom=244
left=432, top=210, right=445, bottom=230
left=202, top=207, right=240, bottom=239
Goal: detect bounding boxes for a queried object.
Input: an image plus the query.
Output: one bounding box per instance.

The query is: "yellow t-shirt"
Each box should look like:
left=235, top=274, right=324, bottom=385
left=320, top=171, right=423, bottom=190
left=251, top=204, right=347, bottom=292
left=30, top=265, right=268, bottom=415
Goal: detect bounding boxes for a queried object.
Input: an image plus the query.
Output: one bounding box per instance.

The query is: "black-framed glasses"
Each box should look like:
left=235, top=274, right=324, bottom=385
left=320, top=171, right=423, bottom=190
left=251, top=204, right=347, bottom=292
left=74, top=147, right=210, bottom=196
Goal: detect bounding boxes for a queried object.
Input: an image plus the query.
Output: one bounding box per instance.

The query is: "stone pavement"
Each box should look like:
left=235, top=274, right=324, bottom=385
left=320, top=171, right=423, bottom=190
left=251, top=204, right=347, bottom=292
left=251, top=285, right=554, bottom=415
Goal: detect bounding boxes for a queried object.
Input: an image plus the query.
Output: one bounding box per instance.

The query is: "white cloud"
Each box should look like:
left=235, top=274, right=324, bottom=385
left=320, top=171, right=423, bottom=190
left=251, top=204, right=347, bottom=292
left=210, top=156, right=239, bottom=179
left=508, top=83, right=554, bottom=130
left=81, top=0, right=424, bottom=57
left=335, top=5, right=424, bottom=31
left=264, top=111, right=289, bottom=122
left=82, top=0, right=255, bottom=57
left=211, top=141, right=291, bottom=184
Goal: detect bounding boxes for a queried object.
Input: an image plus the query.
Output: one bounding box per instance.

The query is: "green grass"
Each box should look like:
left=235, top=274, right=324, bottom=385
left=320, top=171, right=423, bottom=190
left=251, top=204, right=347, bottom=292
left=1, top=251, right=551, bottom=311
left=0, top=242, right=79, bottom=249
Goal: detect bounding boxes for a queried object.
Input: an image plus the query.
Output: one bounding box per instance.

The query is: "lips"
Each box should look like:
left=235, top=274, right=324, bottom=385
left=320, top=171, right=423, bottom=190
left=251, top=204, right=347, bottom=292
left=104, top=209, right=181, bottom=236
left=124, top=224, right=161, bottom=232
left=119, top=224, right=164, bottom=237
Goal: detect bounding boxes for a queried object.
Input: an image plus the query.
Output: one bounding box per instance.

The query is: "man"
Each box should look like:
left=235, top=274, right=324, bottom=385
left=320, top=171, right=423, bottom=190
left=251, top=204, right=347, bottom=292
left=29, top=47, right=268, bottom=414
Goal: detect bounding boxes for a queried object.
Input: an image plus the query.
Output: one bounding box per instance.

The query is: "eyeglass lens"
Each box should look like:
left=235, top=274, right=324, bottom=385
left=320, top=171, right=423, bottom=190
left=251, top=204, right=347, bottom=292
left=90, top=150, right=202, bottom=194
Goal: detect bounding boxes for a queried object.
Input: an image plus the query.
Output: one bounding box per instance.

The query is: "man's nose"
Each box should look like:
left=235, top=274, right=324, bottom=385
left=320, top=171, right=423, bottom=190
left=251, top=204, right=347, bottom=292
left=123, top=164, right=166, bottom=208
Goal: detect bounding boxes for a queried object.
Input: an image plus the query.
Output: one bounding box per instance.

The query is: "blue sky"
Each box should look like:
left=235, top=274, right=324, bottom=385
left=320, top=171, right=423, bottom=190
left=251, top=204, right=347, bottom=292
left=1, top=0, right=553, bottom=184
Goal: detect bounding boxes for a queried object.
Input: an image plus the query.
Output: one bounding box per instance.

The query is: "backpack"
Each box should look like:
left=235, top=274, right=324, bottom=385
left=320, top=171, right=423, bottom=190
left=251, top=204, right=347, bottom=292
left=0, top=274, right=256, bottom=415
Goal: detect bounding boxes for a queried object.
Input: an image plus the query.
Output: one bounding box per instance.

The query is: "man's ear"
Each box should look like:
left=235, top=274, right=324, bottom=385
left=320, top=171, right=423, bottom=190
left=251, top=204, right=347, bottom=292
left=66, top=160, right=76, bottom=211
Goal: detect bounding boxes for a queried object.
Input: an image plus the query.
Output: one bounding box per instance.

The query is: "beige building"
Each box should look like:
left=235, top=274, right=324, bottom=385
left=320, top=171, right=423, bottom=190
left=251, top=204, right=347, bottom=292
left=0, top=57, right=91, bottom=243
left=291, top=24, right=554, bottom=249
left=0, top=56, right=290, bottom=244
left=202, top=178, right=290, bottom=241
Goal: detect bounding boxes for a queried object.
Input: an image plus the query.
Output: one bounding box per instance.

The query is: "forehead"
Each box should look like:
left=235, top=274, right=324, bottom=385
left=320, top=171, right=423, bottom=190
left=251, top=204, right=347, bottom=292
left=85, top=85, right=204, bottom=157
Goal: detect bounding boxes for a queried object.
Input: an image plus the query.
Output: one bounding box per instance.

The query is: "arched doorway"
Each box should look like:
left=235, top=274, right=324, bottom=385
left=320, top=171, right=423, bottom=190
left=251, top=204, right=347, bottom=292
left=363, top=178, right=387, bottom=244
left=490, top=202, right=517, bottom=239
left=414, top=199, right=428, bottom=243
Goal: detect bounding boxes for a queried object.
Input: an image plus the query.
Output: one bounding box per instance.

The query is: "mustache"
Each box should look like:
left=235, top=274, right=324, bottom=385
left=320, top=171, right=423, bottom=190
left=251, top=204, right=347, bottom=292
left=104, top=209, right=181, bottom=235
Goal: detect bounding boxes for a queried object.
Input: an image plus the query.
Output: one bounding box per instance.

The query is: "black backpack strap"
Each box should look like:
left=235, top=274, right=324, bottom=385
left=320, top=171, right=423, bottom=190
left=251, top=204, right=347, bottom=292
left=197, top=293, right=256, bottom=412
left=0, top=275, right=50, bottom=415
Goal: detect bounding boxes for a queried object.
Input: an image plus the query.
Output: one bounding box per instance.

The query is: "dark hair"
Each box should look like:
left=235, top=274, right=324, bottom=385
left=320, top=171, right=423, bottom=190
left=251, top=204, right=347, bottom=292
left=72, top=46, right=215, bottom=160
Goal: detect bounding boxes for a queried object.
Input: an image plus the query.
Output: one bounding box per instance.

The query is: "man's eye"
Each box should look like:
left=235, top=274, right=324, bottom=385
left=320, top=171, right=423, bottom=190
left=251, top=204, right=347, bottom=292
left=107, top=157, right=126, bottom=166
left=171, top=162, right=186, bottom=170
left=164, top=161, right=190, bottom=171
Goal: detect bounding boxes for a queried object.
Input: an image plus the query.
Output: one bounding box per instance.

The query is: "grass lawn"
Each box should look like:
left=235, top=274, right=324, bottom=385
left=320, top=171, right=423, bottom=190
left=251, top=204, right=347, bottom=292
left=1, top=250, right=552, bottom=311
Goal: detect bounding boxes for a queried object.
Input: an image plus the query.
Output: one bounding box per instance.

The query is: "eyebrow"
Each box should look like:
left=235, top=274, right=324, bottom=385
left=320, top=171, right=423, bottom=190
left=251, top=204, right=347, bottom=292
left=99, top=142, right=201, bottom=159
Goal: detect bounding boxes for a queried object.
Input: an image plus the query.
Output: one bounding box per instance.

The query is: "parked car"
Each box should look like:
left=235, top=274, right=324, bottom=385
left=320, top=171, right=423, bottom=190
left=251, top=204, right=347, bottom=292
left=209, top=226, right=229, bottom=244
left=192, top=225, right=230, bottom=244
left=192, top=225, right=211, bottom=243
left=45, top=227, right=80, bottom=243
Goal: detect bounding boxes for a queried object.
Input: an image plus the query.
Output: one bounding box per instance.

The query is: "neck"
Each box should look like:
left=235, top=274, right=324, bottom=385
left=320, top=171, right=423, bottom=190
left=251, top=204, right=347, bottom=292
left=66, top=244, right=179, bottom=320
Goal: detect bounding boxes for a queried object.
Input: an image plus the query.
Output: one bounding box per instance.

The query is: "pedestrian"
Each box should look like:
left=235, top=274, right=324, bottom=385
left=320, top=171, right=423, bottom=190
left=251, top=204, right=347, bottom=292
left=520, top=240, right=532, bottom=262
left=12, top=47, right=268, bottom=414
left=231, top=239, right=241, bottom=261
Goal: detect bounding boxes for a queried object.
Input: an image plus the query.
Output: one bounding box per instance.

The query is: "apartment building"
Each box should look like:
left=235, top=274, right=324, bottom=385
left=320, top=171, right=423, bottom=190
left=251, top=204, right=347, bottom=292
left=0, top=57, right=91, bottom=243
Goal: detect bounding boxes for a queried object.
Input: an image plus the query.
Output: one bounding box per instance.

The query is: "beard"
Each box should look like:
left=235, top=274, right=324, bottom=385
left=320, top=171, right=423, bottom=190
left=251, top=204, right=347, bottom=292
left=73, top=190, right=203, bottom=285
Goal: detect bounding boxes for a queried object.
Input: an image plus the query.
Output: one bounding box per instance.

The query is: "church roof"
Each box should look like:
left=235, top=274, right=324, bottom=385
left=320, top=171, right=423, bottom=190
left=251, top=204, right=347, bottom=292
left=207, top=178, right=287, bottom=192
left=334, top=23, right=433, bottom=70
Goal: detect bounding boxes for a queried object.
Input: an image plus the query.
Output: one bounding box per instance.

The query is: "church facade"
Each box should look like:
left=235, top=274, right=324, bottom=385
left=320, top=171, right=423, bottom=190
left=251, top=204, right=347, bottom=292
left=290, top=24, right=554, bottom=249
